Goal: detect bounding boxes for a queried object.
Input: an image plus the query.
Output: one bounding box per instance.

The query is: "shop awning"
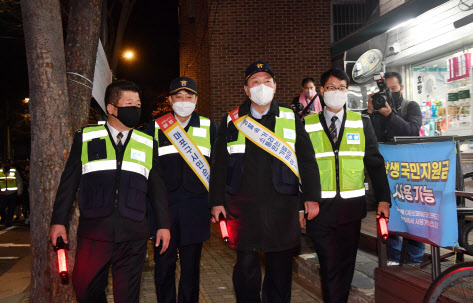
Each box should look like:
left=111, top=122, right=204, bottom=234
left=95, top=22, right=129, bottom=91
left=331, top=0, right=449, bottom=57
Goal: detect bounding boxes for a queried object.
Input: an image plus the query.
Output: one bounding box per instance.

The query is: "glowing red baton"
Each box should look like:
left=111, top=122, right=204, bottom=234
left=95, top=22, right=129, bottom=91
left=378, top=215, right=389, bottom=241
left=219, top=213, right=229, bottom=243
left=54, top=236, right=69, bottom=284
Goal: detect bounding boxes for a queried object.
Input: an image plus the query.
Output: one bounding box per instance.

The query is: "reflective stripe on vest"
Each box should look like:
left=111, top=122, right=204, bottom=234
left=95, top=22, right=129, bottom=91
left=227, top=107, right=296, bottom=154
left=155, top=116, right=211, bottom=158
left=81, top=125, right=153, bottom=179
left=305, top=111, right=366, bottom=199
left=0, top=168, right=17, bottom=191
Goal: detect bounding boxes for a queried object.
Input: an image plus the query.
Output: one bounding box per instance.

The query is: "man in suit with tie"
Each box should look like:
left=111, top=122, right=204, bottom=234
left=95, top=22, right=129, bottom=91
left=49, top=81, right=170, bottom=303
left=302, top=68, right=391, bottom=303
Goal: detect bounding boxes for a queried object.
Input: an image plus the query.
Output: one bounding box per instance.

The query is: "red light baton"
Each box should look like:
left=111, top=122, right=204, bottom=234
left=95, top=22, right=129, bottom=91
left=53, top=236, right=69, bottom=284
left=378, top=214, right=389, bottom=241
left=219, top=213, right=229, bottom=243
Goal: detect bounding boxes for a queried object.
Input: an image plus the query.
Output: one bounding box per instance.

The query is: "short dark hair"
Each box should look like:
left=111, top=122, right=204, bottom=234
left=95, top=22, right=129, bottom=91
left=384, top=72, right=402, bottom=85
left=320, top=68, right=350, bottom=88
left=301, top=77, right=316, bottom=87
left=104, top=81, right=141, bottom=106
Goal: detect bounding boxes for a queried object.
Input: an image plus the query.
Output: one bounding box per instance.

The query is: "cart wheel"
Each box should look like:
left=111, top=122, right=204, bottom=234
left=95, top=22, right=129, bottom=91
left=462, top=222, right=473, bottom=255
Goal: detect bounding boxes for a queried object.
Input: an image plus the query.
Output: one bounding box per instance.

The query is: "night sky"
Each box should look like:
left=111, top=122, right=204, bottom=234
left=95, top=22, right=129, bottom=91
left=0, top=0, right=179, bottom=160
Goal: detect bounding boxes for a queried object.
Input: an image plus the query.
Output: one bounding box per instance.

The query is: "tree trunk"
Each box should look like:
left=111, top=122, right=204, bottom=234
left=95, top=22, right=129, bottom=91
left=65, top=0, right=102, bottom=133
left=21, top=0, right=74, bottom=302
left=110, top=0, right=136, bottom=73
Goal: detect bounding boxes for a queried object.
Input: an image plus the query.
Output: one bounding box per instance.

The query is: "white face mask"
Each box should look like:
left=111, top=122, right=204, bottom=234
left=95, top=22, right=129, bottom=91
left=304, top=89, right=316, bottom=99
left=249, top=84, right=274, bottom=106
left=323, top=90, right=348, bottom=109
left=172, top=101, right=196, bottom=117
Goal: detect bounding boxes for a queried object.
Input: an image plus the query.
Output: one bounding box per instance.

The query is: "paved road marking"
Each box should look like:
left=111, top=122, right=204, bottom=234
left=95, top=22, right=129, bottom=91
left=0, top=255, right=31, bottom=299
left=0, top=243, right=30, bottom=247
left=0, top=226, right=17, bottom=235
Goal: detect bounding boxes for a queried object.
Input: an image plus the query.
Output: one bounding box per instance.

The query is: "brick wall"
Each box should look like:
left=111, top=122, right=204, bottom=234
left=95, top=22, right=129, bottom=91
left=180, top=0, right=331, bottom=122
left=179, top=0, right=212, bottom=117
left=380, top=0, right=407, bottom=16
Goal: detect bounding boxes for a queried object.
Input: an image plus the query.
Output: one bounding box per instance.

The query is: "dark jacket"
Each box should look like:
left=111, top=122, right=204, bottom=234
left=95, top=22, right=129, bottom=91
left=51, top=126, right=170, bottom=243
left=145, top=112, right=217, bottom=245
left=362, top=98, right=422, bottom=142
left=209, top=99, right=321, bottom=252
left=306, top=110, right=391, bottom=227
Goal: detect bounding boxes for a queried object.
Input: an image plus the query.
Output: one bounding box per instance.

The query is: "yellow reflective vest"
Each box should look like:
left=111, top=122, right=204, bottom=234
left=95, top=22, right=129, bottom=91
left=305, top=111, right=365, bottom=199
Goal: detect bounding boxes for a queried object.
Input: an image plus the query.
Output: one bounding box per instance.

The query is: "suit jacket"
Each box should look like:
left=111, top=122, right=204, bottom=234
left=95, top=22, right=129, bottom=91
left=51, top=126, right=170, bottom=243
left=307, top=109, right=390, bottom=227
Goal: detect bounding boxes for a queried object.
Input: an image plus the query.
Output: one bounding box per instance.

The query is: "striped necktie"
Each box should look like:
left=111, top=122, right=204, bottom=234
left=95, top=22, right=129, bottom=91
left=329, top=116, right=338, bottom=143
left=117, top=132, right=124, bottom=150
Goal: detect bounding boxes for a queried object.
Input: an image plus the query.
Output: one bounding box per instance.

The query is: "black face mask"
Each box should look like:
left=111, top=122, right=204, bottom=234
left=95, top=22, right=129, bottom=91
left=111, top=105, right=141, bottom=128
left=392, top=91, right=403, bottom=104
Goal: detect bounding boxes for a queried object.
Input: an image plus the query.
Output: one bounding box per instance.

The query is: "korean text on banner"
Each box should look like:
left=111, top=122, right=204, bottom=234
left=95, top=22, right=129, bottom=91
left=379, top=141, right=458, bottom=247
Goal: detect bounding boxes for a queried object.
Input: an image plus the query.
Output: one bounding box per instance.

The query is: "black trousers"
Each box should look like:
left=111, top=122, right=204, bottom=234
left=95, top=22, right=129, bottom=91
left=72, top=237, right=147, bottom=303
left=0, top=194, right=17, bottom=224
left=154, top=239, right=203, bottom=303
left=307, top=219, right=362, bottom=303
left=233, top=248, right=296, bottom=303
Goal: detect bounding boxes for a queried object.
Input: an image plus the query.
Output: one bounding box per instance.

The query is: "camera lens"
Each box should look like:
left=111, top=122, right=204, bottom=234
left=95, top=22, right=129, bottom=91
left=372, top=92, right=387, bottom=110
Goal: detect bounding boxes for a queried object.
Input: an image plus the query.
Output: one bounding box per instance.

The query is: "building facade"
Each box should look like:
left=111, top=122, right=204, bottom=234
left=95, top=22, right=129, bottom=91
left=179, top=0, right=332, bottom=120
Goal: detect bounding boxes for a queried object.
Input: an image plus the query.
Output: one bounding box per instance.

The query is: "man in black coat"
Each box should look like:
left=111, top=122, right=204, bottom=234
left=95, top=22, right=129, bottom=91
left=146, top=77, right=217, bottom=303
left=49, top=81, right=170, bottom=303
left=209, top=61, right=321, bottom=303
left=363, top=71, right=422, bottom=142
left=363, top=71, right=424, bottom=264
left=304, top=68, right=391, bottom=303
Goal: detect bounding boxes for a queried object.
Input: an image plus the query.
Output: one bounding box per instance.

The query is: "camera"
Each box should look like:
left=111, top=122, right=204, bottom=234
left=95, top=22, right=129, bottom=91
left=293, top=102, right=305, bottom=112
left=371, top=73, right=393, bottom=110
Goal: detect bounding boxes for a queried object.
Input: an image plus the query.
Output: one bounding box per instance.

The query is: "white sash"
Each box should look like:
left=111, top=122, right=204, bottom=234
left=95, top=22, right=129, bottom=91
left=229, top=107, right=299, bottom=178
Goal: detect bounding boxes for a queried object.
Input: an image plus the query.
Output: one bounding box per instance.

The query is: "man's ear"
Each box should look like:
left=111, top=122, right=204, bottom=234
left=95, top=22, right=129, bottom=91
left=106, top=104, right=114, bottom=115
left=319, top=86, right=324, bottom=97
left=400, top=85, right=404, bottom=93
left=243, top=85, right=250, bottom=98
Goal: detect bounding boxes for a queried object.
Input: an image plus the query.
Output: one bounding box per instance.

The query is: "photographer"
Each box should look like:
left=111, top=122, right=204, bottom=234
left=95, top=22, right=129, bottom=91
left=363, top=72, right=424, bottom=264
left=291, top=77, right=322, bottom=120
left=363, top=72, right=422, bottom=142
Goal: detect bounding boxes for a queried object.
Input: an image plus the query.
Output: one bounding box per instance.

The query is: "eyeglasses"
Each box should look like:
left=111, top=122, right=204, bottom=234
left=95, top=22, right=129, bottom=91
left=325, top=86, right=348, bottom=92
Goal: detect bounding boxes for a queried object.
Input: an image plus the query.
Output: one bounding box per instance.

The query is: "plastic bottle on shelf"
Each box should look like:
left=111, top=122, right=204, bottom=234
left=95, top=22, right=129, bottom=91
left=429, top=120, right=435, bottom=136
left=424, top=122, right=430, bottom=136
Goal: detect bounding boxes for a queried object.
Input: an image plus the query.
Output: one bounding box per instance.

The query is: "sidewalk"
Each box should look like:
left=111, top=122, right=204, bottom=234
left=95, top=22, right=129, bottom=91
left=130, top=223, right=321, bottom=302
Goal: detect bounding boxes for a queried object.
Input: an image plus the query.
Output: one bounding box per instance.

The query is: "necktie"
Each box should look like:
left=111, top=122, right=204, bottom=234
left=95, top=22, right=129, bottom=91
left=329, top=116, right=338, bottom=143
left=117, top=132, right=124, bottom=150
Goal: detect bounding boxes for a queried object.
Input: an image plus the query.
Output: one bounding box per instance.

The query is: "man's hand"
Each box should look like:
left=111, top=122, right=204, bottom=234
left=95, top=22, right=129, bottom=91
left=377, top=202, right=390, bottom=221
left=305, top=201, right=320, bottom=220
left=211, top=206, right=226, bottom=223
left=378, top=102, right=392, bottom=117
left=299, top=212, right=306, bottom=229
left=49, top=224, right=67, bottom=246
left=156, top=229, right=171, bottom=255
left=367, top=94, right=374, bottom=114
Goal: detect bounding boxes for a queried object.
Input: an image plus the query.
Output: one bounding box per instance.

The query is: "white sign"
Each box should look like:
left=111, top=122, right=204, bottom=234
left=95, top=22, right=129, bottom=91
left=92, top=39, right=112, bottom=113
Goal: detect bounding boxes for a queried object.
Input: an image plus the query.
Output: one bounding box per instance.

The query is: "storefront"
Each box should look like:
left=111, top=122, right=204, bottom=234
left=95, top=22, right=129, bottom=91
left=333, top=0, right=473, bottom=181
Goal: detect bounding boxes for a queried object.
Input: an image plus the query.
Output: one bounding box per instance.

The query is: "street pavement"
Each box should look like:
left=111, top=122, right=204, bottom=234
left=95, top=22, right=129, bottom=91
left=0, top=219, right=321, bottom=302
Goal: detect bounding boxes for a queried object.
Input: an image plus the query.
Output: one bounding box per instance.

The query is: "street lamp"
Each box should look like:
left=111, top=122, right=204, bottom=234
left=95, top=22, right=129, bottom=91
left=23, top=98, right=29, bottom=104
left=122, top=50, right=135, bottom=61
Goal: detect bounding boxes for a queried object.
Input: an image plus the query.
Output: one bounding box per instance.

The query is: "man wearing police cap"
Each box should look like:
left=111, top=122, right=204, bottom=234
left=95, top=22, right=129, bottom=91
left=147, top=76, right=217, bottom=303
left=209, top=61, right=321, bottom=302
left=49, top=81, right=170, bottom=303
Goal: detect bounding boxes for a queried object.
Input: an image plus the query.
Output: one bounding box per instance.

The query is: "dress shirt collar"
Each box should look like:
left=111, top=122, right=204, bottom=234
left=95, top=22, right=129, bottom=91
left=250, top=104, right=271, bottom=119
left=323, top=107, right=344, bottom=125
left=106, top=123, right=130, bottom=145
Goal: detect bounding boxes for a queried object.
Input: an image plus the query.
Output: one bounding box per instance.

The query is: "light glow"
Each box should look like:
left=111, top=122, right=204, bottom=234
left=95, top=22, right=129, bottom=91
left=57, top=249, right=67, bottom=273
